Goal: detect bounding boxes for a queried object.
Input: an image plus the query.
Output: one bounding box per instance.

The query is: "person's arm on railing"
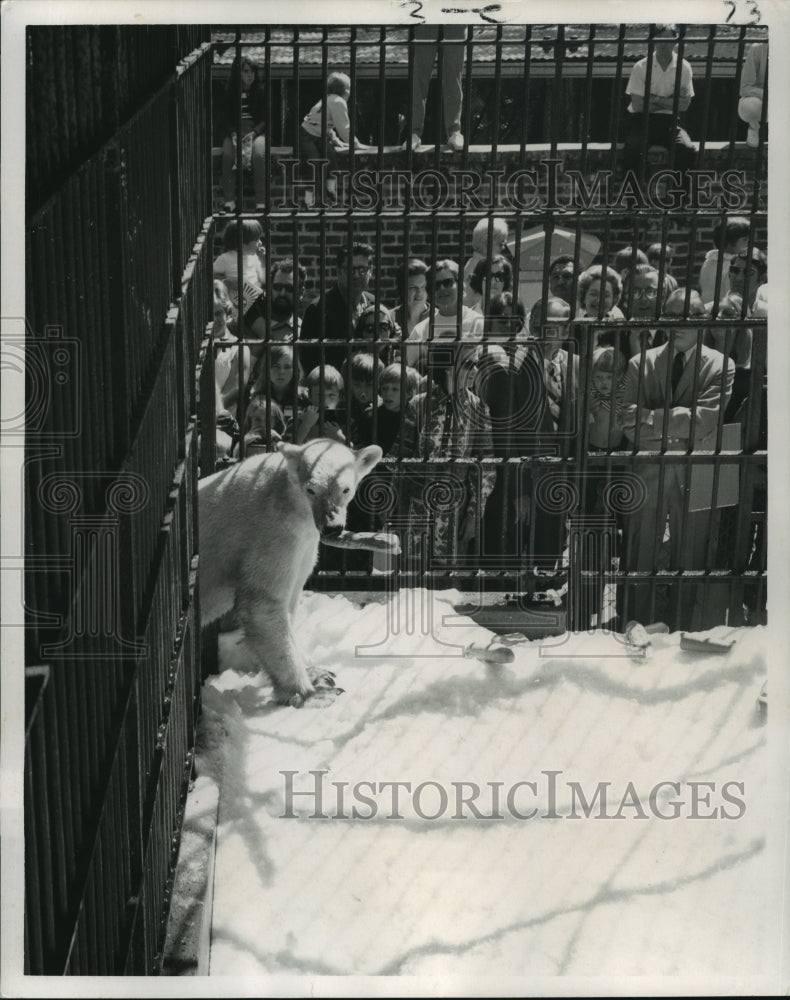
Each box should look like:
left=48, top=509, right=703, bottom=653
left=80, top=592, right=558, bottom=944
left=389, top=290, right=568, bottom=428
left=622, top=355, right=734, bottom=447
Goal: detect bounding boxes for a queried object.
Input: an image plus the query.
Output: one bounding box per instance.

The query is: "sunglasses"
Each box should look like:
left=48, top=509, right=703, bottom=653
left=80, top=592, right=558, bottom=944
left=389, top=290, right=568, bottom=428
left=272, top=282, right=294, bottom=292
left=349, top=265, right=371, bottom=276
left=435, top=277, right=457, bottom=290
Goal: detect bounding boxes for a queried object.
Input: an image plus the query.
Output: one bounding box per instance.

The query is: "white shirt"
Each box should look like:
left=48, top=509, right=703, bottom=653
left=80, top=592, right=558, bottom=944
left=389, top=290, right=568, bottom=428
left=301, top=93, right=351, bottom=144
left=213, top=250, right=266, bottom=293
left=699, top=249, right=735, bottom=305
left=405, top=306, right=483, bottom=368
left=626, top=52, right=694, bottom=114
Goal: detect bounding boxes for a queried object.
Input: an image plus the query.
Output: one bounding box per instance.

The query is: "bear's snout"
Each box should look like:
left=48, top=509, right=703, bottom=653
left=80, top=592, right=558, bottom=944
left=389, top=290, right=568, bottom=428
left=310, top=498, right=347, bottom=535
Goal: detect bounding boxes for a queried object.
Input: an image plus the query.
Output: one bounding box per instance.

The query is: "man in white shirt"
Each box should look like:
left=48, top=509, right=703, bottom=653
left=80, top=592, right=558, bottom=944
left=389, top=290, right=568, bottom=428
left=406, top=260, right=483, bottom=369
left=622, top=24, right=697, bottom=186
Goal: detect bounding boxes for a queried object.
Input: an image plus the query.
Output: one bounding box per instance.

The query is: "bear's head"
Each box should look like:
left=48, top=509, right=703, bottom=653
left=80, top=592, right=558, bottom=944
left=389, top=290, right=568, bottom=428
left=277, top=439, right=383, bottom=536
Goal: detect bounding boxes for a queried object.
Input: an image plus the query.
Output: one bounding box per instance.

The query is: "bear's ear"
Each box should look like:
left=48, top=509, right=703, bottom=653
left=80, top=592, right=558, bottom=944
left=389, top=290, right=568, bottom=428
left=355, top=444, right=383, bottom=479
left=276, top=441, right=304, bottom=482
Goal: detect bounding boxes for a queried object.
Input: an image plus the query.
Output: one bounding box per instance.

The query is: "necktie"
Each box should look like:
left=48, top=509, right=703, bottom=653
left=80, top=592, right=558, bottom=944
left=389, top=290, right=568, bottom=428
left=671, top=350, right=685, bottom=402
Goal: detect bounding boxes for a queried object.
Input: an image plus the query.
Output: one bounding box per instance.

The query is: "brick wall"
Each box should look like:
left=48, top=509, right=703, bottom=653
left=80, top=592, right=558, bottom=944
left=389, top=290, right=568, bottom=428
left=213, top=145, right=767, bottom=312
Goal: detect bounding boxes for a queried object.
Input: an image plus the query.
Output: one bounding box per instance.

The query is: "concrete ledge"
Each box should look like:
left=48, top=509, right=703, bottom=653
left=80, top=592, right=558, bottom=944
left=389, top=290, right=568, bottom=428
left=212, top=139, right=754, bottom=160
left=161, top=775, right=220, bottom=976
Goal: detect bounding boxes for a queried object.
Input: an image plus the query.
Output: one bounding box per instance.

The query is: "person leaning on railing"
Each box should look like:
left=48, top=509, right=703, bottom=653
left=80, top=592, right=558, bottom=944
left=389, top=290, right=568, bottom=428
left=620, top=289, right=734, bottom=631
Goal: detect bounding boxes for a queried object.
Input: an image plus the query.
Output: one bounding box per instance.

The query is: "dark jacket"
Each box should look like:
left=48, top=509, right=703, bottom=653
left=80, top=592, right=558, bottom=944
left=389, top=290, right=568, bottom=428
left=299, top=285, right=374, bottom=372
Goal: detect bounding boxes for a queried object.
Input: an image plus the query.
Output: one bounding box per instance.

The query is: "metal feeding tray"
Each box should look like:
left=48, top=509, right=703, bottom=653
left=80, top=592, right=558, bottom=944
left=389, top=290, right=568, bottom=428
left=679, top=633, right=737, bottom=655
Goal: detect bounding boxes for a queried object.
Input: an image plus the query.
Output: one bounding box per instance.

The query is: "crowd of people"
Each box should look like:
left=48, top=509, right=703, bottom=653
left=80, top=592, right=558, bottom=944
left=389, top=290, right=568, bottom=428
left=211, top=24, right=767, bottom=630
left=209, top=207, right=767, bottom=630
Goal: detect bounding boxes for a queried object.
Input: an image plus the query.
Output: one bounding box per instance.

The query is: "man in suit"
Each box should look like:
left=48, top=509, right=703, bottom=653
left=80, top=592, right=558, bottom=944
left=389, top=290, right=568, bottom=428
left=299, top=242, right=375, bottom=372
left=621, top=289, right=734, bottom=630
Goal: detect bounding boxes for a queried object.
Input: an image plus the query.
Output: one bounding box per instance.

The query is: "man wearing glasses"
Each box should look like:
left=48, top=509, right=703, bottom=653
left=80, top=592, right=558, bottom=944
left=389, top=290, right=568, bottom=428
left=300, top=241, right=375, bottom=370
left=265, top=258, right=306, bottom=341
left=405, top=259, right=483, bottom=370
left=619, top=265, right=672, bottom=359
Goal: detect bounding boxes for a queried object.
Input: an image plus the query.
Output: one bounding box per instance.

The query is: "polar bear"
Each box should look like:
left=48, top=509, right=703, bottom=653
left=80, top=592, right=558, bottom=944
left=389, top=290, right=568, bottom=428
left=199, top=439, right=383, bottom=706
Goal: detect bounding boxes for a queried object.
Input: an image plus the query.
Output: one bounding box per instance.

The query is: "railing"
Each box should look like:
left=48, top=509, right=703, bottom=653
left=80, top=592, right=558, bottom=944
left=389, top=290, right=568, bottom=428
left=206, top=21, right=767, bottom=636
left=24, top=26, right=212, bottom=974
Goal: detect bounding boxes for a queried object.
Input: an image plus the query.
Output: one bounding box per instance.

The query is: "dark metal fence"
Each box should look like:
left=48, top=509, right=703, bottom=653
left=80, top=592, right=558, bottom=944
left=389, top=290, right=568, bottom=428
left=207, top=22, right=767, bottom=636
left=24, top=26, right=212, bottom=974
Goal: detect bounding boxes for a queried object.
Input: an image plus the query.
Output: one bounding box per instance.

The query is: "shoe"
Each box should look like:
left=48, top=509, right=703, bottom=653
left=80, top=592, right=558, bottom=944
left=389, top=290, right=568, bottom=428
left=411, top=133, right=421, bottom=151
left=255, top=202, right=265, bottom=212
left=303, top=190, right=315, bottom=209
left=447, top=131, right=464, bottom=151
left=222, top=200, right=236, bottom=214
left=746, top=126, right=759, bottom=148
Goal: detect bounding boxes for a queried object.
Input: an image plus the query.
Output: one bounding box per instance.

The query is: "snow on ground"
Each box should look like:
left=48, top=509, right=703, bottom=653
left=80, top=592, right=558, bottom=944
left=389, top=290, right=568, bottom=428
left=195, top=589, right=770, bottom=984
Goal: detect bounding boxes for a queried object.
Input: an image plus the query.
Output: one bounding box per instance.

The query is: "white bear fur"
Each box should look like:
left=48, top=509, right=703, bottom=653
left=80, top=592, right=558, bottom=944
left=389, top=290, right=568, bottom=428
left=198, top=439, right=382, bottom=704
